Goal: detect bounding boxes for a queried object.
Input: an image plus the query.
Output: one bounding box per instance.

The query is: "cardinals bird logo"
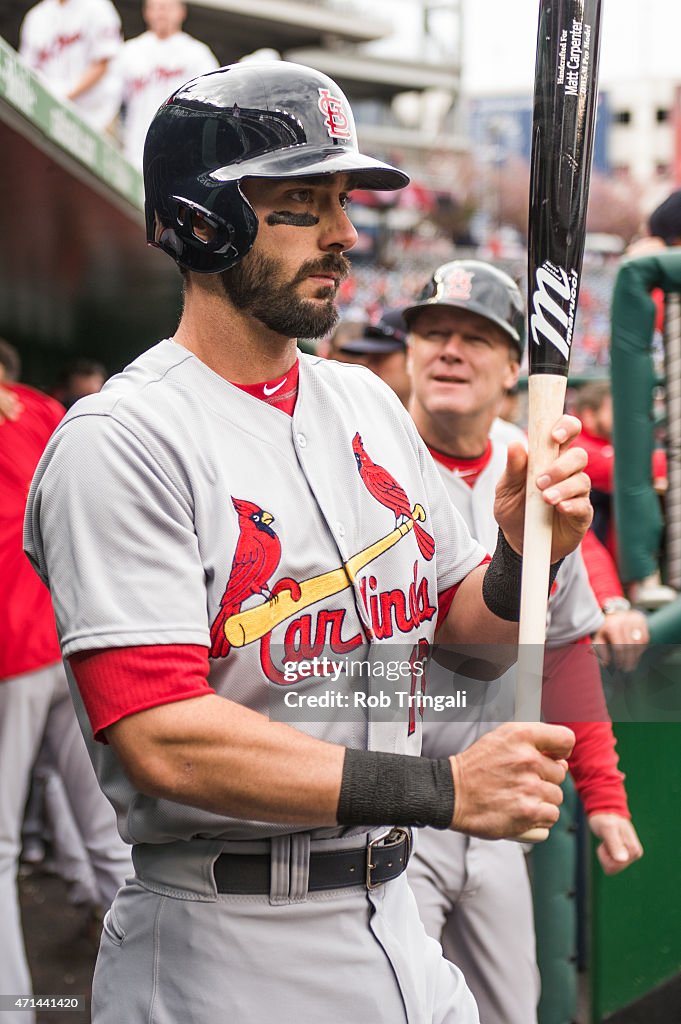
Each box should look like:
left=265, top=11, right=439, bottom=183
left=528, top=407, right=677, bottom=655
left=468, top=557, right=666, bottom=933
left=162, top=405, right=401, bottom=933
left=210, top=498, right=282, bottom=658
left=352, top=433, right=435, bottom=561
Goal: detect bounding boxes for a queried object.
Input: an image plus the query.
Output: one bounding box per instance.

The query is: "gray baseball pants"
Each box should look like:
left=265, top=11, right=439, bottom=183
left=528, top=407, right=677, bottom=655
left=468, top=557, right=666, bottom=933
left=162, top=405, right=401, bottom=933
left=0, top=662, right=131, bottom=1024
left=92, top=834, right=480, bottom=1023
left=408, top=828, right=539, bottom=1024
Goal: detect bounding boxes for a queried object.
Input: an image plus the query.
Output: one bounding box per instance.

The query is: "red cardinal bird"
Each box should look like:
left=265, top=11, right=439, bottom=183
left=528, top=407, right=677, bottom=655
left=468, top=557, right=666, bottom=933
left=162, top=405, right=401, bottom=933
left=352, top=433, right=435, bottom=561
left=210, top=498, right=282, bottom=658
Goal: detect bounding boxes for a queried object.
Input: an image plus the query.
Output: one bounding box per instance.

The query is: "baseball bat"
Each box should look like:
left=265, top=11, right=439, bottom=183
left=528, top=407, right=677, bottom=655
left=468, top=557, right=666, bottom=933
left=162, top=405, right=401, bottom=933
left=515, top=0, right=603, bottom=839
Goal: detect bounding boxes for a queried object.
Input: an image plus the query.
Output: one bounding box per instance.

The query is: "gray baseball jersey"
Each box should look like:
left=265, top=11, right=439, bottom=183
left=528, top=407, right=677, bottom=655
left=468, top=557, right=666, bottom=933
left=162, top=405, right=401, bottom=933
left=25, top=341, right=486, bottom=1024
left=436, top=435, right=602, bottom=648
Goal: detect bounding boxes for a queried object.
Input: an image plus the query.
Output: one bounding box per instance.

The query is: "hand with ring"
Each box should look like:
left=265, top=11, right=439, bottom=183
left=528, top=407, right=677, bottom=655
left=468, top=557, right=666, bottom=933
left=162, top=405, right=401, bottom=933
left=594, top=608, right=649, bottom=672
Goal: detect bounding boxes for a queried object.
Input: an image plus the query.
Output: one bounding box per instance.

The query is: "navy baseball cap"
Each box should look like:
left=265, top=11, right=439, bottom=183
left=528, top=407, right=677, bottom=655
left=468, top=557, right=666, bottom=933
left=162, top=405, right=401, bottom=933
left=336, top=310, right=408, bottom=354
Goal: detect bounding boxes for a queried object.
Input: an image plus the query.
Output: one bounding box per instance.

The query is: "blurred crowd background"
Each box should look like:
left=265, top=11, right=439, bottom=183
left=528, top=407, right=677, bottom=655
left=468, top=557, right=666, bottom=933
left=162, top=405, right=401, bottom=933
left=2, top=0, right=680, bottom=389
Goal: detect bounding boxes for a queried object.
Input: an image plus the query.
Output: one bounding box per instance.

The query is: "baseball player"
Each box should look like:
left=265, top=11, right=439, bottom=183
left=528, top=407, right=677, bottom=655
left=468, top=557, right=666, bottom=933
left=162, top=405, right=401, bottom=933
left=25, top=63, right=593, bottom=1024
left=0, top=350, right=131, bottom=1024
left=402, top=260, right=644, bottom=1024
left=19, top=0, right=122, bottom=132
left=112, top=0, right=218, bottom=169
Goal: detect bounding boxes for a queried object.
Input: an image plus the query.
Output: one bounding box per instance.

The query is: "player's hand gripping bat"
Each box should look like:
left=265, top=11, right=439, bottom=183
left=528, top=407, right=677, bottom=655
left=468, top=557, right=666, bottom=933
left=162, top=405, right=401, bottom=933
left=516, top=0, right=603, bottom=839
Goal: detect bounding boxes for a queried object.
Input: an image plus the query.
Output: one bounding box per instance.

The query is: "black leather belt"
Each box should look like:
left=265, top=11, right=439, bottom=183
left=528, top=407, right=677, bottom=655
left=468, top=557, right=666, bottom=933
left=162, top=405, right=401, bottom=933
left=213, top=828, right=412, bottom=894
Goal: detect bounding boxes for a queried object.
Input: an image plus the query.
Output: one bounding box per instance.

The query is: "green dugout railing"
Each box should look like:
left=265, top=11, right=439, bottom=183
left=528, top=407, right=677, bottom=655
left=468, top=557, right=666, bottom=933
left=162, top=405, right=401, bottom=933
left=611, top=249, right=681, bottom=585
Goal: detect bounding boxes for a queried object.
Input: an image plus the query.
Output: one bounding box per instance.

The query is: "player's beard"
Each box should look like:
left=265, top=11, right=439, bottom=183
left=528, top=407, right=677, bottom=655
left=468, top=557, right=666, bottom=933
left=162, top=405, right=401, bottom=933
left=220, top=250, right=351, bottom=339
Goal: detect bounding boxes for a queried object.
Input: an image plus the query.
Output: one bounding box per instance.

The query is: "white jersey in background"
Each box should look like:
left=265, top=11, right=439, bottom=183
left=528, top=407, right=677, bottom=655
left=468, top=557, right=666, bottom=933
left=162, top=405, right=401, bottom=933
left=19, top=0, right=122, bottom=131
left=114, top=32, right=219, bottom=168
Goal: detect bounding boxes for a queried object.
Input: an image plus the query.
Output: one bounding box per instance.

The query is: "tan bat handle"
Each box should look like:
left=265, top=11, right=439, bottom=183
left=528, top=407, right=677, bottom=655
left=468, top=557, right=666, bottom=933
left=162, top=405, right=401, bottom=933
left=515, top=373, right=568, bottom=843
left=519, top=826, right=550, bottom=843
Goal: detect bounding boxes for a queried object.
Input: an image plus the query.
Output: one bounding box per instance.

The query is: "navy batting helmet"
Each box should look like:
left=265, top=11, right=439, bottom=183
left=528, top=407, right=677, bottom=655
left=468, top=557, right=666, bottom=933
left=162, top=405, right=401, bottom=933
left=402, top=260, right=526, bottom=357
left=143, top=61, right=409, bottom=274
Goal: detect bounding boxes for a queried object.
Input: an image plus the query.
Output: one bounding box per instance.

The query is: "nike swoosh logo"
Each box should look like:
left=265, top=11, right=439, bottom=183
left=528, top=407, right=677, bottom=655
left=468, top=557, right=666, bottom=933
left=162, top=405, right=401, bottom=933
left=263, top=378, right=287, bottom=396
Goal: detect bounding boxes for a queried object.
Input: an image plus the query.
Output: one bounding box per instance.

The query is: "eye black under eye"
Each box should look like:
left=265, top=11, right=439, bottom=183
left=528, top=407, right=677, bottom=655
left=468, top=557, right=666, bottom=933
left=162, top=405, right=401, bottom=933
left=265, top=211, right=320, bottom=227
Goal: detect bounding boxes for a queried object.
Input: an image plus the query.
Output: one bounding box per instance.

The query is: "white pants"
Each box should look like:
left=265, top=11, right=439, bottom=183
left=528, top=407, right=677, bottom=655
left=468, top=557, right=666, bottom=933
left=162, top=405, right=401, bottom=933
left=0, top=663, right=131, bottom=1024
left=408, top=829, right=539, bottom=1024
left=93, top=837, right=480, bottom=1024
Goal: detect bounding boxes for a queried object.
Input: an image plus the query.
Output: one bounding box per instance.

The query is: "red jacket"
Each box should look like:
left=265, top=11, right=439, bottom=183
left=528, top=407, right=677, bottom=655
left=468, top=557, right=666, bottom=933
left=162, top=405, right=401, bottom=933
left=0, top=384, right=64, bottom=679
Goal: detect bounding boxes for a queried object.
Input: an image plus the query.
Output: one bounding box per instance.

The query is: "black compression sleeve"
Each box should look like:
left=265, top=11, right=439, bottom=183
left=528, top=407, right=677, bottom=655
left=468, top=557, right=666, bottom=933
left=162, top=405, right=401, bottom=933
left=482, top=529, right=563, bottom=622
left=337, top=748, right=454, bottom=830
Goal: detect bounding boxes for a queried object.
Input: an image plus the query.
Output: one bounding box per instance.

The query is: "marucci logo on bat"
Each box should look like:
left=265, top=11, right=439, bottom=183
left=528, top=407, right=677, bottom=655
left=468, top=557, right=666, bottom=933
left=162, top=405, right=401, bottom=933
left=529, top=261, right=579, bottom=359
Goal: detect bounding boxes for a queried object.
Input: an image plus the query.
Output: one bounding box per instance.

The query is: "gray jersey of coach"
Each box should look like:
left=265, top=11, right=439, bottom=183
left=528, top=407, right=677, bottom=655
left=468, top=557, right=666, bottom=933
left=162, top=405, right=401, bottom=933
left=407, top=426, right=603, bottom=1024
left=422, top=427, right=602, bottom=755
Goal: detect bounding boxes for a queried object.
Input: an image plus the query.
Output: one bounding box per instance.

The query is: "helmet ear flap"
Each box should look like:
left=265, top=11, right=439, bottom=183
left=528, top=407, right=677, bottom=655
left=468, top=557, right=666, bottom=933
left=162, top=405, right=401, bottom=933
left=173, top=197, right=235, bottom=251
left=146, top=182, right=259, bottom=273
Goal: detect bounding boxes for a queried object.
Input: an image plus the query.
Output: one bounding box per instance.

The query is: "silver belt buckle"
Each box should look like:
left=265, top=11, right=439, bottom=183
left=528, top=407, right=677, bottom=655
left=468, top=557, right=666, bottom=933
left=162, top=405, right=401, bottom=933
left=366, top=827, right=412, bottom=890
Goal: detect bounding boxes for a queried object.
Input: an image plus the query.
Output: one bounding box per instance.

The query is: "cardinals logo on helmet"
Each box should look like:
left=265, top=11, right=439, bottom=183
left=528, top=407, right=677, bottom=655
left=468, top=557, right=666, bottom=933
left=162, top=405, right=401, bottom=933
left=318, top=88, right=352, bottom=140
left=352, top=433, right=435, bottom=561
left=442, top=264, right=474, bottom=301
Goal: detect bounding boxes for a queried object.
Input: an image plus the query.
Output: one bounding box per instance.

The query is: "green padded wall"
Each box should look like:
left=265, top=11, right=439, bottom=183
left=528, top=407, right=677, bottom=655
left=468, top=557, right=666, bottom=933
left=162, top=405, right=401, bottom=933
left=534, top=777, right=580, bottom=1024
left=590, top=721, right=681, bottom=1020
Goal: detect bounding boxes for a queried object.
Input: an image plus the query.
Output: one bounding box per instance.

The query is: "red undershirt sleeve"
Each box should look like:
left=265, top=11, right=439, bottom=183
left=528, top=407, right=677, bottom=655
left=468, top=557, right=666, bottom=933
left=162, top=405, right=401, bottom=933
left=563, top=720, right=630, bottom=818
left=69, top=644, right=215, bottom=743
left=541, top=638, right=629, bottom=818
left=436, top=555, right=491, bottom=631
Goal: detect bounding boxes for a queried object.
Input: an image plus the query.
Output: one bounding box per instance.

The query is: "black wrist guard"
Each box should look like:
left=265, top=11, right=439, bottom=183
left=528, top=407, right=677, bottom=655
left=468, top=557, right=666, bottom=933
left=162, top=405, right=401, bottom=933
left=337, top=748, right=454, bottom=830
left=482, top=529, right=564, bottom=622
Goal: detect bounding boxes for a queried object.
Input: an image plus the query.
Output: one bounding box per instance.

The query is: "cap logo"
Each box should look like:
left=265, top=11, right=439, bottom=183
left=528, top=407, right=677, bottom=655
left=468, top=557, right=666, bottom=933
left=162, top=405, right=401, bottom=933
left=318, top=88, right=352, bottom=140
left=442, top=266, right=474, bottom=301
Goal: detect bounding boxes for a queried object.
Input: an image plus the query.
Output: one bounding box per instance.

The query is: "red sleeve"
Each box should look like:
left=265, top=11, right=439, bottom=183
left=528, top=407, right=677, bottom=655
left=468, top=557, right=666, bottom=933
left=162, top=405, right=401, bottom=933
left=541, top=638, right=629, bottom=817
left=11, top=383, right=65, bottom=431
left=563, top=720, right=630, bottom=818
left=581, top=529, right=623, bottom=605
left=652, top=446, right=667, bottom=485
left=436, top=555, right=491, bottom=631
left=578, top=432, right=613, bottom=492
left=653, top=287, right=665, bottom=334
left=69, top=644, right=215, bottom=742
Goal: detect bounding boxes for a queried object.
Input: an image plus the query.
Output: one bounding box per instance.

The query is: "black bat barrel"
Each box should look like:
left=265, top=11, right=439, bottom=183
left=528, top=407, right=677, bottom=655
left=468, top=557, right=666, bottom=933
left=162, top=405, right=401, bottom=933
left=527, top=0, right=603, bottom=375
